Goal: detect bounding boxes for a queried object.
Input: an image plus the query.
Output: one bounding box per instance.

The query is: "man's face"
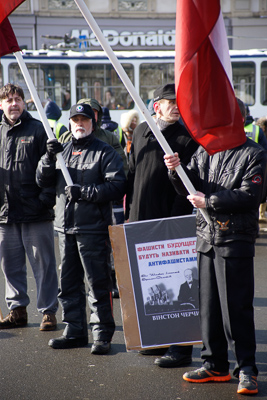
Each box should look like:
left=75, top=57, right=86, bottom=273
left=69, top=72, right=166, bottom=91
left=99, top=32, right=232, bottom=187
left=70, top=115, right=93, bottom=139
left=154, top=99, right=180, bottom=123
left=185, top=270, right=193, bottom=284
left=0, top=93, right=24, bottom=125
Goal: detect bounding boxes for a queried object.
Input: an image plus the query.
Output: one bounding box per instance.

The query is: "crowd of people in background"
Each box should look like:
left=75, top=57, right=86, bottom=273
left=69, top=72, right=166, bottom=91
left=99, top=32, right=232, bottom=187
left=0, top=81, right=267, bottom=396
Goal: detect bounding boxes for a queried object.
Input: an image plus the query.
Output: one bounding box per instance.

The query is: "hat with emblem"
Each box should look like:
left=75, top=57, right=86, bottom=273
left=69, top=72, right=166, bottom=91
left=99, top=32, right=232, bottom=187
left=69, top=103, right=95, bottom=120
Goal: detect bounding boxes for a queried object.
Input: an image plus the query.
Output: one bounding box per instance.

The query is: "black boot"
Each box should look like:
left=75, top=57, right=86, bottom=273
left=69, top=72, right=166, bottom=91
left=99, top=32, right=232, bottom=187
left=154, top=345, right=192, bottom=368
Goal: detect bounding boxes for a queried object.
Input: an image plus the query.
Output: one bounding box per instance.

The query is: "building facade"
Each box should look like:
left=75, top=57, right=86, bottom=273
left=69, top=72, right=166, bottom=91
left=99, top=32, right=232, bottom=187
left=10, top=0, right=267, bottom=51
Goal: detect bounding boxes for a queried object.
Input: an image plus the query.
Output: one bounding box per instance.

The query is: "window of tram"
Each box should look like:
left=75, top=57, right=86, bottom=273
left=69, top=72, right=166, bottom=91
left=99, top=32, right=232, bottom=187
left=139, top=62, right=175, bottom=105
left=8, top=63, right=71, bottom=110
left=261, top=61, right=267, bottom=105
left=232, top=62, right=255, bottom=106
left=76, top=63, right=134, bottom=110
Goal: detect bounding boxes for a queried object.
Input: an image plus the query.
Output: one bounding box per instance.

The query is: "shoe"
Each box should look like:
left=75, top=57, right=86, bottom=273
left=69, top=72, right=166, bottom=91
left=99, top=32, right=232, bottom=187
left=237, top=371, right=258, bottom=395
left=139, top=348, right=167, bottom=356
left=40, top=313, right=57, bottom=331
left=0, top=307, right=27, bottom=329
left=48, top=335, right=88, bottom=349
left=91, top=340, right=111, bottom=355
left=183, top=367, right=231, bottom=383
left=154, top=345, right=192, bottom=368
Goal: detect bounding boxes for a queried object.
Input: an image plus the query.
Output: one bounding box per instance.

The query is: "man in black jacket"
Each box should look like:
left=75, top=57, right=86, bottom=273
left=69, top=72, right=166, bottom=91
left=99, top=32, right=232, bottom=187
left=126, top=83, right=199, bottom=368
left=0, top=84, right=58, bottom=331
left=36, top=103, right=126, bottom=354
left=164, top=98, right=267, bottom=395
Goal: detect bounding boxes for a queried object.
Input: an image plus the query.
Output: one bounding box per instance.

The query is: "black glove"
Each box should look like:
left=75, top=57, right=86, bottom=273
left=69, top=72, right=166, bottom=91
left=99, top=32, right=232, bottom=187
left=65, top=184, right=82, bottom=202
left=46, top=138, right=64, bottom=160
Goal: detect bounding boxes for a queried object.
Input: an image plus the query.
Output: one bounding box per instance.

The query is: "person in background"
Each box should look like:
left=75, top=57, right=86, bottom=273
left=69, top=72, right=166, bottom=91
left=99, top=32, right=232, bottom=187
left=256, top=116, right=267, bottom=222
left=101, top=106, right=126, bottom=227
left=44, top=100, right=68, bottom=139
left=164, top=97, right=267, bottom=396
left=104, top=89, right=116, bottom=110
left=255, top=116, right=267, bottom=135
left=126, top=83, right=199, bottom=368
left=101, top=107, right=126, bottom=151
left=245, top=106, right=267, bottom=224
left=244, top=105, right=267, bottom=150
left=36, top=103, right=126, bottom=352
left=62, top=90, right=71, bottom=110
left=120, top=109, right=140, bottom=160
left=0, top=83, right=58, bottom=332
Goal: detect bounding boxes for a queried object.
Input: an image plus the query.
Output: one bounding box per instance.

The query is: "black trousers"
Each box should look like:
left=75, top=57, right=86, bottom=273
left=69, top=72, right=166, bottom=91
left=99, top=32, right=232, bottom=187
left=198, top=248, right=257, bottom=377
left=58, top=232, right=115, bottom=342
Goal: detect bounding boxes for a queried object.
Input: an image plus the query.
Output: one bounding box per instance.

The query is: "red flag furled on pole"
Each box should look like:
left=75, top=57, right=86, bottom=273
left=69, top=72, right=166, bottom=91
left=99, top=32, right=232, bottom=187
left=175, top=0, right=246, bottom=155
left=0, top=0, right=25, bottom=57
left=0, top=18, right=21, bottom=57
left=0, top=1, right=26, bottom=24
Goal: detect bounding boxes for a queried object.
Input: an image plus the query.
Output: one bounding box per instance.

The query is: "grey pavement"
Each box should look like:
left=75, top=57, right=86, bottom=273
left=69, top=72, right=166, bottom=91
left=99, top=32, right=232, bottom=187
left=0, top=230, right=267, bottom=400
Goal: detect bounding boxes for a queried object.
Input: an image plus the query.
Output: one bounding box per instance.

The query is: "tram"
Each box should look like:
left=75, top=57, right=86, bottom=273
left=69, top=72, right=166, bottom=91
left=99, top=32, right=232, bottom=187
left=1, top=48, right=266, bottom=125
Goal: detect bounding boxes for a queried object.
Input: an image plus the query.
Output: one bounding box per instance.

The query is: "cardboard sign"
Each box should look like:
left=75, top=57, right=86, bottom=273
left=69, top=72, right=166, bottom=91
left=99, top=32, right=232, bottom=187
left=109, top=215, right=202, bottom=351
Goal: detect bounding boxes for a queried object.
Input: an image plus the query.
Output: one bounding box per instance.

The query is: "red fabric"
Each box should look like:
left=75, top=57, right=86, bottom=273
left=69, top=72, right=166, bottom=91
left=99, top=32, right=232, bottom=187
left=175, top=0, right=246, bottom=155
left=0, top=18, right=20, bottom=57
left=0, top=1, right=26, bottom=24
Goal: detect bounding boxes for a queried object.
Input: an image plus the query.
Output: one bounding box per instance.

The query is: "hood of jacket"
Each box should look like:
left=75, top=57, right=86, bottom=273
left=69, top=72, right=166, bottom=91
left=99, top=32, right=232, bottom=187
left=78, top=98, right=102, bottom=127
left=44, top=101, right=62, bottom=121
left=120, top=109, right=140, bottom=131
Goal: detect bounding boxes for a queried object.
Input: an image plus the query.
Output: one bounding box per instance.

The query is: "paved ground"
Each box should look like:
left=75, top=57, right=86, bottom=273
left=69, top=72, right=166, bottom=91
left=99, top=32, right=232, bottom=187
left=0, top=229, right=267, bottom=400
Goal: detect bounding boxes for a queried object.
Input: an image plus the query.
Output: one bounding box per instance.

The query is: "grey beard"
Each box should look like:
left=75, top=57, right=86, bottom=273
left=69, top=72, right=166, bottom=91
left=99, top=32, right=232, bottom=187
left=72, top=130, right=91, bottom=140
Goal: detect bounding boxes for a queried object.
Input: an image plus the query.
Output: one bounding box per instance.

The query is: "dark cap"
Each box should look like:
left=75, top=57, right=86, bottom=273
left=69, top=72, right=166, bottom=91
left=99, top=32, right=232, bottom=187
left=69, top=103, right=95, bottom=120
left=153, top=83, right=176, bottom=102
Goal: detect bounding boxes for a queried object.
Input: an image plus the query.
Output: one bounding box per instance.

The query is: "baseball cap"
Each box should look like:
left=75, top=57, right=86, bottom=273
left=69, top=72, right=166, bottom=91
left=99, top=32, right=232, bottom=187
left=153, top=83, right=176, bottom=102
left=69, top=103, right=95, bottom=120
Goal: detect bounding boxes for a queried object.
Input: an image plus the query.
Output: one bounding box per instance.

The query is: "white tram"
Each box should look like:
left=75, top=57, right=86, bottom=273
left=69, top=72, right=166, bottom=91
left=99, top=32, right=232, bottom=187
left=1, top=48, right=266, bottom=125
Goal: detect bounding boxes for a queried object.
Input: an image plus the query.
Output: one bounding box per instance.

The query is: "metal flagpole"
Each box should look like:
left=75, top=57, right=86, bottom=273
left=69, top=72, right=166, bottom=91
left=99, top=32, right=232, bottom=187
left=73, top=0, right=210, bottom=223
left=14, top=51, right=73, bottom=186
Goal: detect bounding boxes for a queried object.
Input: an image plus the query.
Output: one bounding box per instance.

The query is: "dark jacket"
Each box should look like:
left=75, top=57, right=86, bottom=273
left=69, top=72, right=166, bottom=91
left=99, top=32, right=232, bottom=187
left=169, top=139, right=267, bottom=247
left=0, top=110, right=55, bottom=223
left=36, top=134, right=126, bottom=234
left=127, top=120, right=199, bottom=221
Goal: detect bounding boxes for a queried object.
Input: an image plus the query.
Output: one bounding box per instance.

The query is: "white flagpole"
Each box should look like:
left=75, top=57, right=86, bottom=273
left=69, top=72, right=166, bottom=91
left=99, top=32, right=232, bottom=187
left=74, top=0, right=210, bottom=223
left=14, top=51, right=73, bottom=186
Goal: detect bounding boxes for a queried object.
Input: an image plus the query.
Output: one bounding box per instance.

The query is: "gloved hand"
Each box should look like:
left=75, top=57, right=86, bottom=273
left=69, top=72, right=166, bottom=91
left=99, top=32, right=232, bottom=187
left=65, top=184, right=82, bottom=202
left=46, top=138, right=64, bottom=160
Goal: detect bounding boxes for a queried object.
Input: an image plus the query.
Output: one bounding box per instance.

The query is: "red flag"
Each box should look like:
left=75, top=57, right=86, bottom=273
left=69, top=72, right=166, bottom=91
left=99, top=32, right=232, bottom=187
left=175, top=0, right=246, bottom=155
left=0, top=18, right=21, bottom=57
left=0, top=1, right=26, bottom=24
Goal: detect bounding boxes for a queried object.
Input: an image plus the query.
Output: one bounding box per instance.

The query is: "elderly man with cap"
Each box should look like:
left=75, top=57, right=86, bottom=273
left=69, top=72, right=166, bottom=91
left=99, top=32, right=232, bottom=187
left=126, top=83, right=198, bottom=367
left=36, top=103, right=126, bottom=353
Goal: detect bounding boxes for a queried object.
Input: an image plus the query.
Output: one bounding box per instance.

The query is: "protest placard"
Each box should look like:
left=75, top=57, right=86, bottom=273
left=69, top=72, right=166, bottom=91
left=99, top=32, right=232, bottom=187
left=109, top=215, right=202, bottom=351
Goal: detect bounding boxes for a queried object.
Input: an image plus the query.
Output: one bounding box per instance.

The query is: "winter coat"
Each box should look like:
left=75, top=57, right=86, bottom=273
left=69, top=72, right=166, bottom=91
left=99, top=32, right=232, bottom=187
left=0, top=110, right=55, bottom=223
left=169, top=139, right=267, bottom=246
left=127, top=120, right=199, bottom=221
left=36, top=134, right=126, bottom=234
